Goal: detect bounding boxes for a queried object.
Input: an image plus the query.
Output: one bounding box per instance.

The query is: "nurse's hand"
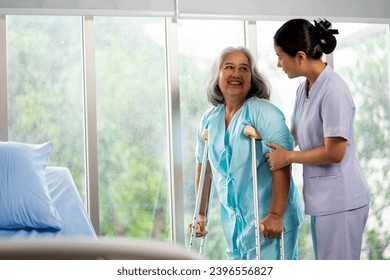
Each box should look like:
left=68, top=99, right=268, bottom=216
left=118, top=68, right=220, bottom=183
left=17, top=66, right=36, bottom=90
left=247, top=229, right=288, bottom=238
left=265, top=143, right=291, bottom=172
left=188, top=215, right=208, bottom=238
left=260, top=213, right=283, bottom=239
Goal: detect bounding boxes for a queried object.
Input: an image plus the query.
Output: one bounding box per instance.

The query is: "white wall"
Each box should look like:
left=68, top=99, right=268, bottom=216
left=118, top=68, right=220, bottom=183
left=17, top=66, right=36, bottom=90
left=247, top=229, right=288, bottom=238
left=0, top=0, right=389, bottom=23
left=179, top=0, right=390, bottom=22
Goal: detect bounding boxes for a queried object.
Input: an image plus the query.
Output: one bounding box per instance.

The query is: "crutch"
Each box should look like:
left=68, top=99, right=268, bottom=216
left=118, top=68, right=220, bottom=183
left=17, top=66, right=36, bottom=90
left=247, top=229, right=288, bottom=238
left=189, top=130, right=210, bottom=254
left=198, top=163, right=214, bottom=256
left=243, top=125, right=285, bottom=260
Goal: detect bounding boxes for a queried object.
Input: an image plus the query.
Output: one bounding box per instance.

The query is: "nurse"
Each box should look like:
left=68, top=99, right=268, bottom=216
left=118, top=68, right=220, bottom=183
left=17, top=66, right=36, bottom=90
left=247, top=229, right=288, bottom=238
left=266, top=18, right=370, bottom=259
left=193, top=46, right=303, bottom=260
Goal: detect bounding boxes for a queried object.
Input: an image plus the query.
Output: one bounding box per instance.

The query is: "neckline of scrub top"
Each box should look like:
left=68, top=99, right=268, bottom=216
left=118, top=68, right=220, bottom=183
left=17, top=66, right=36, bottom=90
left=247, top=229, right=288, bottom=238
left=306, top=64, right=332, bottom=101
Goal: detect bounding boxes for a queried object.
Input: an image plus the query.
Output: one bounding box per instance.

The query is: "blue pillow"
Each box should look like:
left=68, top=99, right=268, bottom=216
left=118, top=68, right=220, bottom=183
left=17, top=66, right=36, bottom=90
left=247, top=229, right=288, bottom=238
left=0, top=141, right=63, bottom=229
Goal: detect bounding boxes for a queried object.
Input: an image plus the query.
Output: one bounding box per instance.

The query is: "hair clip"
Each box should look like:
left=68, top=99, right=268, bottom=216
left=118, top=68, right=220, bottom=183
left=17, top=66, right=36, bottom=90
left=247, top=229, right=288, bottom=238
left=314, top=18, right=339, bottom=35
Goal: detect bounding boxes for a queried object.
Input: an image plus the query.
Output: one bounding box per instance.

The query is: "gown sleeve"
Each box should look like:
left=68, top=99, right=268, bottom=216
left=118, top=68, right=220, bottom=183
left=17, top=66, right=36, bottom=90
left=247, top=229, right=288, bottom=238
left=250, top=99, right=294, bottom=155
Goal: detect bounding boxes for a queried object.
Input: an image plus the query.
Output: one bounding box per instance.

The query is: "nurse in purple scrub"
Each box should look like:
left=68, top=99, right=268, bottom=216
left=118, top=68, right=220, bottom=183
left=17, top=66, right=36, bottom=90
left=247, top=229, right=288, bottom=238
left=265, top=18, right=370, bottom=260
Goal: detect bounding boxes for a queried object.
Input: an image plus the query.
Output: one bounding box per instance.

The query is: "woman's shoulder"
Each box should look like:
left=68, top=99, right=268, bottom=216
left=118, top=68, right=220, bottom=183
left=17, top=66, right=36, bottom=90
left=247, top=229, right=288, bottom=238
left=203, top=104, right=222, bottom=115
left=246, top=97, right=284, bottom=115
left=201, top=105, right=223, bottom=124
left=247, top=96, right=273, bottom=108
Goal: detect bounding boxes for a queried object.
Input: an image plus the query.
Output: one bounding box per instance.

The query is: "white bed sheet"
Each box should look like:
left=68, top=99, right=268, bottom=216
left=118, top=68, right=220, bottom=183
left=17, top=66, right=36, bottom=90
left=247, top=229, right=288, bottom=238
left=0, top=167, right=97, bottom=239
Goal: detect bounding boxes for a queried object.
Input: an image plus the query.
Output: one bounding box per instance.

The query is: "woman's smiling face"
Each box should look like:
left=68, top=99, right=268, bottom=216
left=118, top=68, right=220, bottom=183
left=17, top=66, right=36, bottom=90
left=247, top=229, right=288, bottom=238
left=218, top=52, right=252, bottom=100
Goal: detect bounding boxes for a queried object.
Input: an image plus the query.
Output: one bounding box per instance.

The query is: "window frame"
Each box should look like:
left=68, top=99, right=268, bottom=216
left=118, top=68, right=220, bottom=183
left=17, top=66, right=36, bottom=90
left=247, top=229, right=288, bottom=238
left=0, top=11, right=389, bottom=252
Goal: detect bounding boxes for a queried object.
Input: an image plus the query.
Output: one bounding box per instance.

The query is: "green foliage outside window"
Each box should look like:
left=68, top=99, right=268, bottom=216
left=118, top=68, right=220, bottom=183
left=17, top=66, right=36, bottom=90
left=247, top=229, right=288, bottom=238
left=4, top=16, right=389, bottom=260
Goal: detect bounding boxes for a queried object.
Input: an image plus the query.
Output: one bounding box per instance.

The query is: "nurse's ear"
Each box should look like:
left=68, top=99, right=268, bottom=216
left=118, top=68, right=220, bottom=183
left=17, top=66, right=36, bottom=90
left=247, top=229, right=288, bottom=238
left=296, top=51, right=307, bottom=65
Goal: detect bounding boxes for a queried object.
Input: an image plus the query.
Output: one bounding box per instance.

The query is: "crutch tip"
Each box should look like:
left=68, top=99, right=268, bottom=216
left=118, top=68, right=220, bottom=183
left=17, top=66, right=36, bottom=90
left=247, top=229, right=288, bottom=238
left=243, top=125, right=262, bottom=140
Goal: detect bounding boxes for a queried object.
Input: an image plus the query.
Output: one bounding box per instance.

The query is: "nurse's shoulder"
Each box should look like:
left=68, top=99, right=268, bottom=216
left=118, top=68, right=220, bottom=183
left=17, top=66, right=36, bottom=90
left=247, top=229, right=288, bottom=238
left=323, top=70, right=354, bottom=106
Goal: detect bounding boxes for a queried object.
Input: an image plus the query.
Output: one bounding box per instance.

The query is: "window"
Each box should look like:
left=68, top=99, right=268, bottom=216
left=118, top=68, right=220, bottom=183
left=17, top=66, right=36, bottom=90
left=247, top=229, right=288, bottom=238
left=333, top=23, right=390, bottom=260
left=94, top=17, right=170, bottom=239
left=6, top=15, right=86, bottom=203
left=2, top=14, right=389, bottom=260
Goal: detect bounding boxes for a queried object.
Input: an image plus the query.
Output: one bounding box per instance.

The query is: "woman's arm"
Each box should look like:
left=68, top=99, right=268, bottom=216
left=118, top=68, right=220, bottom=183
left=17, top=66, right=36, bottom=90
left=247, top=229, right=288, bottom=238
left=261, top=165, right=290, bottom=239
left=265, top=137, right=347, bottom=172
left=188, top=162, right=212, bottom=237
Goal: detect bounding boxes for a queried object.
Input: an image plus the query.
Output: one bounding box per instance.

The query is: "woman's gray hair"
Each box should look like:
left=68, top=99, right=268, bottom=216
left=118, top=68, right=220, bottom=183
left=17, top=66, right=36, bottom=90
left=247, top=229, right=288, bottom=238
left=205, top=46, right=270, bottom=106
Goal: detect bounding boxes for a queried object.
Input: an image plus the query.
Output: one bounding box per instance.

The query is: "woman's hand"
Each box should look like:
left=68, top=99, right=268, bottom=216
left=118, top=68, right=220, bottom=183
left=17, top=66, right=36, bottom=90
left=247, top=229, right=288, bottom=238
left=259, top=213, right=283, bottom=239
left=265, top=143, right=291, bottom=172
left=188, top=215, right=208, bottom=238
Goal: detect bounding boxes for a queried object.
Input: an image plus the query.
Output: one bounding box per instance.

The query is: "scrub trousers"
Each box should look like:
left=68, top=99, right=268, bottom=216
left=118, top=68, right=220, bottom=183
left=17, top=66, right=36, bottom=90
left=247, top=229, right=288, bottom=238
left=311, top=204, right=369, bottom=260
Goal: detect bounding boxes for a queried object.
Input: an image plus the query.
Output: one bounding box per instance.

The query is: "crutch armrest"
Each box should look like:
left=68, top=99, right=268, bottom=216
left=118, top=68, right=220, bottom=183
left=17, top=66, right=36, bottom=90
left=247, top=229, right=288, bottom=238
left=243, top=125, right=262, bottom=140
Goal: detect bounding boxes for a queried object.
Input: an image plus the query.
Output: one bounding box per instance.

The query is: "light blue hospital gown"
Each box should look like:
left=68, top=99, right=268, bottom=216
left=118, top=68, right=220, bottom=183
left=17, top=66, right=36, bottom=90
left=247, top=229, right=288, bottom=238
left=196, top=97, right=303, bottom=260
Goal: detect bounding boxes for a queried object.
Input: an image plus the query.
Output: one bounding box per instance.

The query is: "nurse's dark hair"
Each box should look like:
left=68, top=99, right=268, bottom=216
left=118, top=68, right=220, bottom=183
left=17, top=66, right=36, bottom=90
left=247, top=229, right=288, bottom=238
left=274, top=18, right=339, bottom=59
left=205, top=46, right=270, bottom=106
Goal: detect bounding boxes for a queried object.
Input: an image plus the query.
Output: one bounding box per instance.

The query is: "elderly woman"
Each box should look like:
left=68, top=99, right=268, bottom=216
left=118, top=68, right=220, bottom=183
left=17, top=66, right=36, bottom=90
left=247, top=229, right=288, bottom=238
left=193, top=46, right=303, bottom=260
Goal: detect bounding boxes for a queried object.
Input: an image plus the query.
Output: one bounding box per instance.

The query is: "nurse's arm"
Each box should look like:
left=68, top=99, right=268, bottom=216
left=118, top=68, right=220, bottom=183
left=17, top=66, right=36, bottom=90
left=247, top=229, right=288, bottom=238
left=266, top=137, right=347, bottom=171
left=260, top=165, right=290, bottom=239
left=290, top=124, right=298, bottom=148
left=290, top=137, right=347, bottom=164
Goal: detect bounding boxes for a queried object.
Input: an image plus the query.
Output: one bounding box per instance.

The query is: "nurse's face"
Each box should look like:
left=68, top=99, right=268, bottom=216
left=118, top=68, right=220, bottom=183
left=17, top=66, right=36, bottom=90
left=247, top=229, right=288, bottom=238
left=218, top=52, right=252, bottom=100
left=274, top=45, right=301, bottom=79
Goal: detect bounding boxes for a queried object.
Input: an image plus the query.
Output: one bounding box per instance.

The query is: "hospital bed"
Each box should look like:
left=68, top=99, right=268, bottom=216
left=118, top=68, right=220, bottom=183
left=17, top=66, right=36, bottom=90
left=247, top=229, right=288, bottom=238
left=0, top=166, right=97, bottom=239
left=0, top=166, right=197, bottom=259
left=0, top=142, right=197, bottom=259
left=0, top=238, right=198, bottom=259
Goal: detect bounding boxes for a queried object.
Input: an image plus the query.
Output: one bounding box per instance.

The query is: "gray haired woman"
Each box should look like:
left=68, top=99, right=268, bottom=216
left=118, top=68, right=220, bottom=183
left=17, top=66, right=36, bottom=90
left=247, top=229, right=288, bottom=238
left=192, top=46, right=303, bottom=259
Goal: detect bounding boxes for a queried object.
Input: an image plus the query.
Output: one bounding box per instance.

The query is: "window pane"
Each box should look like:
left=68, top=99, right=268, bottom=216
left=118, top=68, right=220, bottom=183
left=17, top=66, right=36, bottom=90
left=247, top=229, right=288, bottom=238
left=94, top=17, right=169, bottom=240
left=6, top=15, right=86, bottom=203
left=179, top=19, right=245, bottom=259
left=333, top=23, right=390, bottom=260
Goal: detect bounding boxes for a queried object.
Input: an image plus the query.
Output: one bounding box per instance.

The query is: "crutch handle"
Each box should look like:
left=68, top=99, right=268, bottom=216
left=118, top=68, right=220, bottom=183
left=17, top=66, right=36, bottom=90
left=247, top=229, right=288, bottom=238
left=201, top=130, right=208, bottom=141
left=260, top=223, right=265, bottom=232
left=259, top=223, right=285, bottom=259
left=243, top=125, right=262, bottom=140
left=259, top=223, right=284, bottom=235
left=188, top=221, right=208, bottom=237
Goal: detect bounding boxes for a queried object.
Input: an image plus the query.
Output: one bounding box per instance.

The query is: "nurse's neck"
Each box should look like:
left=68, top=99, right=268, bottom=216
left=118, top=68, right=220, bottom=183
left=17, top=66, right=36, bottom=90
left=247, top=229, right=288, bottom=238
left=305, top=60, right=327, bottom=98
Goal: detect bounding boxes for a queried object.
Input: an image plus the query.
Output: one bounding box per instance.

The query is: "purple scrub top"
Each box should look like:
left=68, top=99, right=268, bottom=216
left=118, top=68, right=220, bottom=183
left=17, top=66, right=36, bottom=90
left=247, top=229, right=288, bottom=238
left=292, top=65, right=370, bottom=216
